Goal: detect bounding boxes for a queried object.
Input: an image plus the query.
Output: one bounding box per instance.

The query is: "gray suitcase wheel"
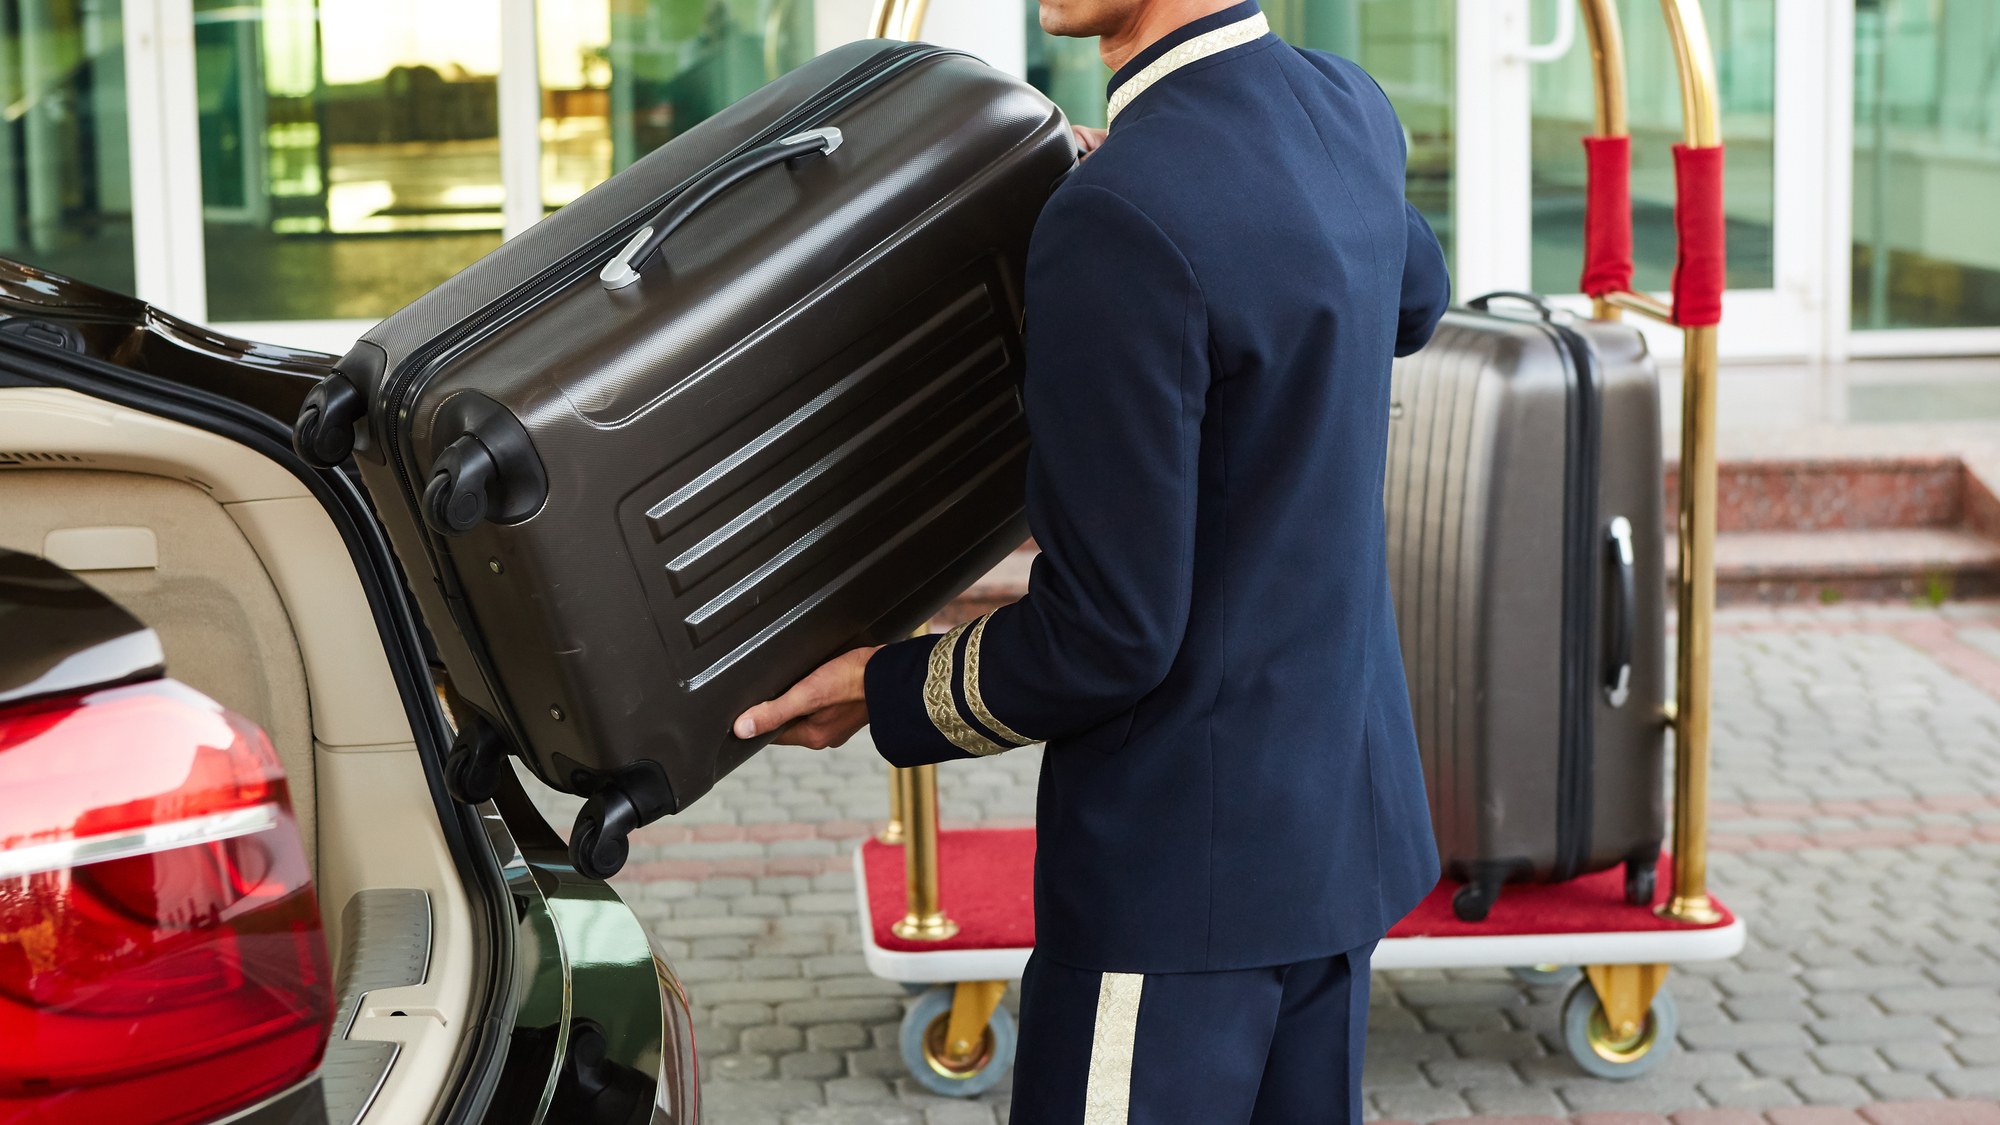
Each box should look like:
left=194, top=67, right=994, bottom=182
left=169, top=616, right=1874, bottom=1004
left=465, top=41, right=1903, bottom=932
left=1561, top=977, right=1677, bottom=1079
left=899, top=985, right=1016, bottom=1098
left=570, top=788, right=640, bottom=880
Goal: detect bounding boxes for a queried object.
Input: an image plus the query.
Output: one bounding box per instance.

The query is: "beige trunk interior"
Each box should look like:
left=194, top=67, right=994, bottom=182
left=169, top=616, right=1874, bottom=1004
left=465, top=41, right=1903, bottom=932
left=0, top=386, right=476, bottom=1123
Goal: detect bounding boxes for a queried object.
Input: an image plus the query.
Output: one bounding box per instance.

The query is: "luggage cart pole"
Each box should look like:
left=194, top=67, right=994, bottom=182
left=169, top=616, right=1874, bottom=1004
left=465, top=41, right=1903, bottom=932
left=880, top=769, right=907, bottom=845
left=892, top=764, right=957, bottom=940
left=1582, top=0, right=1726, bottom=927
left=881, top=757, right=1016, bottom=1090
left=1656, top=0, right=1725, bottom=927
left=868, top=0, right=930, bottom=41
left=1547, top=0, right=1729, bottom=1075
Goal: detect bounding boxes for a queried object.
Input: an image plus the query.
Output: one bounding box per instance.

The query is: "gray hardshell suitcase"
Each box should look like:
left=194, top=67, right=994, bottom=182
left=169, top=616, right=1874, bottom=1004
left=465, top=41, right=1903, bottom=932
left=290, top=41, right=1075, bottom=877
left=1385, top=293, right=1667, bottom=921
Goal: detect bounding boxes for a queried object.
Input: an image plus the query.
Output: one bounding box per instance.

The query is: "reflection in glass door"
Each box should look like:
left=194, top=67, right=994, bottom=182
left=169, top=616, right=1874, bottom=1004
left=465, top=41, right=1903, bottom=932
left=1022, top=0, right=1455, bottom=256
left=536, top=0, right=817, bottom=212
left=0, top=0, right=136, bottom=294
left=193, top=0, right=506, bottom=322
left=1853, top=0, right=2000, bottom=331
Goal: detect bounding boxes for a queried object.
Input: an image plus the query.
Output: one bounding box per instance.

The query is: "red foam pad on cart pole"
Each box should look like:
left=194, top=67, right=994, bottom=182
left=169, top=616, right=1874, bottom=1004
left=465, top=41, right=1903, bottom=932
left=1670, top=144, right=1727, bottom=327
left=1579, top=135, right=1634, bottom=297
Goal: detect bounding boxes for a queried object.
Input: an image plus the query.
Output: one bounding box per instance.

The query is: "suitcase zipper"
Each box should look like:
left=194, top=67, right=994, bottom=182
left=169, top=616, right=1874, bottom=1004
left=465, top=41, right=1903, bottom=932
left=1552, top=321, right=1602, bottom=881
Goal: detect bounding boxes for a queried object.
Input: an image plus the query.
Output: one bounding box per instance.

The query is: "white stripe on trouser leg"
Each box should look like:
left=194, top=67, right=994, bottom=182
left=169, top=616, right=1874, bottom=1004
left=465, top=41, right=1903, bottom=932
left=1083, top=972, right=1145, bottom=1124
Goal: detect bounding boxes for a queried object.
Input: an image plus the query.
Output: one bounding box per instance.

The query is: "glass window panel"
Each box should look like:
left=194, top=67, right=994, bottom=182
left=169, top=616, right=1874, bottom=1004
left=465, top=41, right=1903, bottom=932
left=0, top=0, right=136, bottom=294
left=1022, top=0, right=1455, bottom=256
left=1853, top=0, right=2000, bottom=330
left=196, top=0, right=505, bottom=322
left=1529, top=0, right=1776, bottom=295
left=538, top=0, right=816, bottom=212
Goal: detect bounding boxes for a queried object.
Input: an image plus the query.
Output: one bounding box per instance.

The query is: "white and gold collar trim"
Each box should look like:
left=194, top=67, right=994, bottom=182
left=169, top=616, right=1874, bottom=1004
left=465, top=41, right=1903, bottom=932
left=1106, top=12, right=1270, bottom=126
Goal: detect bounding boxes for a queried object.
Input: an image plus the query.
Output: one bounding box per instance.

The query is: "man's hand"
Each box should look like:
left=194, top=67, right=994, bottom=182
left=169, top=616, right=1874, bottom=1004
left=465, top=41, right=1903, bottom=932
left=733, top=646, right=881, bottom=750
left=1073, top=125, right=1107, bottom=158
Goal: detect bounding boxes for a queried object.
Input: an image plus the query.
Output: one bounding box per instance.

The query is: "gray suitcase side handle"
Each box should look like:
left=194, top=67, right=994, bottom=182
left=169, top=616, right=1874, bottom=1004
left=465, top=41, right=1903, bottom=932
left=600, top=127, right=844, bottom=290
left=1605, top=515, right=1635, bottom=707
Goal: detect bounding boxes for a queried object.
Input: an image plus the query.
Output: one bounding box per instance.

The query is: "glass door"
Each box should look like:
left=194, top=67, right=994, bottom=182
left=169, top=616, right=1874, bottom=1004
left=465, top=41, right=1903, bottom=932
left=191, top=0, right=508, bottom=323
left=1500, top=0, right=1820, bottom=361
left=0, top=0, right=138, bottom=295
left=1850, top=0, right=2000, bottom=347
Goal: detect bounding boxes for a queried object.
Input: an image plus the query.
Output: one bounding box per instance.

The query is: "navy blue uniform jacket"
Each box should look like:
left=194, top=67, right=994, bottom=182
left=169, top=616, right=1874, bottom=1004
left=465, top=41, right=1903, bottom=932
left=865, top=1, right=1451, bottom=974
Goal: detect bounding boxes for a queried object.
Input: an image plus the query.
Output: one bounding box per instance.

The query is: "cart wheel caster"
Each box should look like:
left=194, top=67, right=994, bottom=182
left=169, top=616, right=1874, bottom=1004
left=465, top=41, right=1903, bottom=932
left=1453, top=879, right=1501, bottom=922
left=1561, top=977, right=1678, bottom=1079
left=900, top=985, right=1016, bottom=1098
left=570, top=788, right=640, bottom=880
left=444, top=721, right=507, bottom=805
left=1624, top=857, right=1658, bottom=906
left=1510, top=964, right=1581, bottom=988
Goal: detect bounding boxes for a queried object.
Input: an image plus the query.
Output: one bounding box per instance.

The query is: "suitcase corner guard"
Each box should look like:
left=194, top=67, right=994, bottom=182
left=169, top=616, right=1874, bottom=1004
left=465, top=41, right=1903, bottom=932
left=419, top=392, right=549, bottom=536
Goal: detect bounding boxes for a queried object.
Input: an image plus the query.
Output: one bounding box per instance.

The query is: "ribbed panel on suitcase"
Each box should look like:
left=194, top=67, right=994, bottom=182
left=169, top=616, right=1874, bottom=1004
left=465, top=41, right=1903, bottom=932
left=629, top=265, right=1029, bottom=685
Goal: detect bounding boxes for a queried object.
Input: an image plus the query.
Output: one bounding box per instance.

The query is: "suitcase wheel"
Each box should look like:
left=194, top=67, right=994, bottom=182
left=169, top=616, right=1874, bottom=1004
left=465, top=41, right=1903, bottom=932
left=1452, top=878, right=1503, bottom=923
left=900, top=985, right=1016, bottom=1099
left=570, top=787, right=641, bottom=880
left=444, top=719, right=508, bottom=805
left=294, top=374, right=364, bottom=467
left=1624, top=857, right=1658, bottom=906
left=423, top=435, right=502, bottom=535
left=1561, top=976, right=1678, bottom=1079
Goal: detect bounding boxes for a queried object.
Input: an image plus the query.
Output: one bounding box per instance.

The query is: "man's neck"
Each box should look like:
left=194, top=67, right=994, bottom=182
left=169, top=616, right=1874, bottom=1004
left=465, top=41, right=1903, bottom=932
left=1098, top=1, right=1241, bottom=74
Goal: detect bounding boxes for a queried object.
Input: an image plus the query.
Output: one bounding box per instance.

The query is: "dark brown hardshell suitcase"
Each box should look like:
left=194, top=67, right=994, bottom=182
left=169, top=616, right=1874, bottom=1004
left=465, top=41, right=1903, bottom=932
left=291, top=41, right=1075, bottom=876
left=1384, top=294, right=1668, bottom=921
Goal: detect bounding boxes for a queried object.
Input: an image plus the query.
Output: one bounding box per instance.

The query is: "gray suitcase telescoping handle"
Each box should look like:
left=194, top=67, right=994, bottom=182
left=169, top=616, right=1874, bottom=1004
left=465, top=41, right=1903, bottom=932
left=1467, top=290, right=1559, bottom=321
left=600, top=127, right=844, bottom=290
left=1604, top=515, right=1636, bottom=707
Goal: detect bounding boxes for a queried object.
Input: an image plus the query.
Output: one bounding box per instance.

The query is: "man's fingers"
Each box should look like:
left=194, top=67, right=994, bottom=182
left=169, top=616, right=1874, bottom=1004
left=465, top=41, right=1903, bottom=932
left=733, top=648, right=876, bottom=739
left=764, top=703, right=866, bottom=750
left=734, top=669, right=834, bottom=739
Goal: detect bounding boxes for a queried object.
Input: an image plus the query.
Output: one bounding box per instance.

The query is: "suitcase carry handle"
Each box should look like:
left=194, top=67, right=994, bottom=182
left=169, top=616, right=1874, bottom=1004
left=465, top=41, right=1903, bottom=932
left=600, top=127, right=845, bottom=290
left=1604, top=515, right=1635, bottom=707
left=1467, top=290, right=1559, bottom=321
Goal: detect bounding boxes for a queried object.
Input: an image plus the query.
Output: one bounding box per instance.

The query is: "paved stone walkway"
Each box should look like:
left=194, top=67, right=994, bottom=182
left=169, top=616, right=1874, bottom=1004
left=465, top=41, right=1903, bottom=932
left=526, top=602, right=2000, bottom=1124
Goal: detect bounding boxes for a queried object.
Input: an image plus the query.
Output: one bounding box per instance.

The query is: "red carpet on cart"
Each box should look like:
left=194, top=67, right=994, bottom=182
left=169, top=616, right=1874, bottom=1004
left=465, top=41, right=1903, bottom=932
left=863, top=829, right=1731, bottom=953
left=864, top=830, right=1037, bottom=952
left=1385, top=857, right=1735, bottom=939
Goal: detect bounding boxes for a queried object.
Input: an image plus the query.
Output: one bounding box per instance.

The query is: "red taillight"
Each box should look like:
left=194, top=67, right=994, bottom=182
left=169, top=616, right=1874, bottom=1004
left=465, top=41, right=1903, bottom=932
left=0, top=681, right=333, bottom=1125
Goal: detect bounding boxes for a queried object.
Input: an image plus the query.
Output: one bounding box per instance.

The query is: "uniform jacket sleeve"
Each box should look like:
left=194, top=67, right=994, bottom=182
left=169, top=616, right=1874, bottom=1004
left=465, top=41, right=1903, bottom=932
left=1396, top=200, right=1450, bottom=357
left=865, top=182, right=1209, bottom=767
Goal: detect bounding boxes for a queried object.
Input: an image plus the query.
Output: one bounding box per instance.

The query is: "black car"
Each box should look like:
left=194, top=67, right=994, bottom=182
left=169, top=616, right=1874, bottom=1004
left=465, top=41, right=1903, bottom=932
left=0, top=259, right=698, bottom=1125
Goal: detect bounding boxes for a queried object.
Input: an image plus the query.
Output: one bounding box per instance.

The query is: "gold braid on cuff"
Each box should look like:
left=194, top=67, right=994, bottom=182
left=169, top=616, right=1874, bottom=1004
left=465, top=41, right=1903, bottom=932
left=964, top=614, right=1036, bottom=747
left=922, top=623, right=1010, bottom=756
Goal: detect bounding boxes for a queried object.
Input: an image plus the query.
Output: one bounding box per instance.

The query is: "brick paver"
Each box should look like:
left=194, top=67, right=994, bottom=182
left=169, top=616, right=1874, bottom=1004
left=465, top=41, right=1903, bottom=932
left=524, top=603, right=2000, bottom=1124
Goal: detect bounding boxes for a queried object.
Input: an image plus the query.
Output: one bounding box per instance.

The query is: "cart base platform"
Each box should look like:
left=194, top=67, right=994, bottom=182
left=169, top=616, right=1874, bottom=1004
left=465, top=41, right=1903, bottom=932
left=855, top=828, right=1743, bottom=982
left=856, top=827, right=1743, bottom=1089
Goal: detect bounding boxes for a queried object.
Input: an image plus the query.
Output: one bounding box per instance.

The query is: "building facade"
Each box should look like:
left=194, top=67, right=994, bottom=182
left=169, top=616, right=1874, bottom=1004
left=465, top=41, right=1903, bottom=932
left=2, top=0, right=1994, bottom=363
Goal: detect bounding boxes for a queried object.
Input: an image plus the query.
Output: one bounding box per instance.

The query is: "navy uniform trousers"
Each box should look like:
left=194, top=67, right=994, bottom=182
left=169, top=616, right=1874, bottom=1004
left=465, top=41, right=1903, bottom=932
left=1009, top=945, right=1378, bottom=1124
left=862, top=2, right=1451, bottom=1119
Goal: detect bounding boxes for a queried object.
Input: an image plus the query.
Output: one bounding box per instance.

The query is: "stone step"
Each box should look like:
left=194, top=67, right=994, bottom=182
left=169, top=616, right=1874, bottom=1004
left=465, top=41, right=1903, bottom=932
left=1668, top=454, right=1966, bottom=532
left=1703, top=527, right=2000, bottom=605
